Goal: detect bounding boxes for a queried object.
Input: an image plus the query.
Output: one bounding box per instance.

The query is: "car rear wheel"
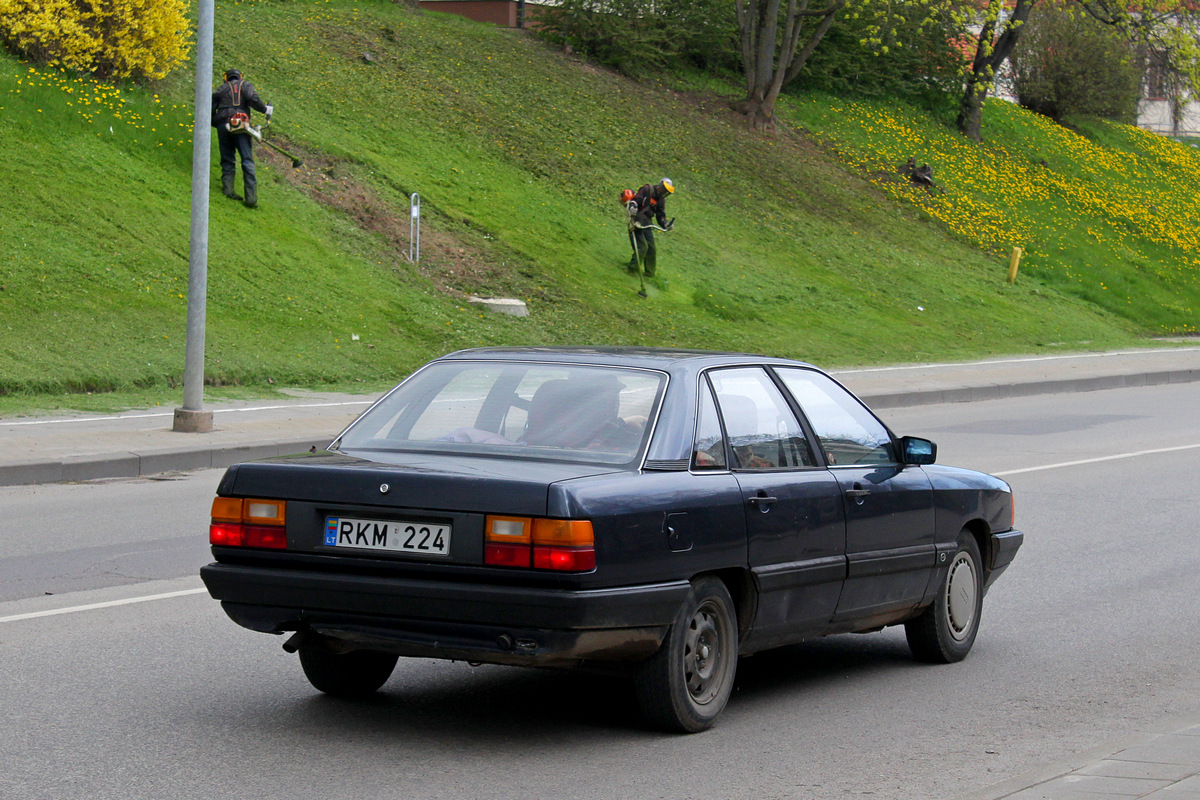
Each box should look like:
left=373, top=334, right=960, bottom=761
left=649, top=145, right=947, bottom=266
left=297, top=640, right=399, bottom=698
left=634, top=576, right=738, bottom=733
left=906, top=532, right=983, bottom=663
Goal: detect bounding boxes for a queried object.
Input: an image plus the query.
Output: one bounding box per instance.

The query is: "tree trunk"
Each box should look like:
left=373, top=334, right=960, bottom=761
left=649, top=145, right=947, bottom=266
left=956, top=0, right=1036, bottom=141
left=736, top=0, right=844, bottom=130
left=957, top=87, right=985, bottom=142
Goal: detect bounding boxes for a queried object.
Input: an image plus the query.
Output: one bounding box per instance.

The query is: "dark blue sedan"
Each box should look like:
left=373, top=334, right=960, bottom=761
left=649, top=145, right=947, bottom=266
left=201, top=347, right=1022, bottom=732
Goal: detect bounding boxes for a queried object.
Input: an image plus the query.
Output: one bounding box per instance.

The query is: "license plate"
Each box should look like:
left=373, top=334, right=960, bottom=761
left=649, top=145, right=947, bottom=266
left=324, top=516, right=450, bottom=557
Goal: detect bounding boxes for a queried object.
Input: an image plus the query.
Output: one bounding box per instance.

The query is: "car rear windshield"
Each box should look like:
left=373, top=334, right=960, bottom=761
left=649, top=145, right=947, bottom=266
left=336, top=361, right=667, bottom=466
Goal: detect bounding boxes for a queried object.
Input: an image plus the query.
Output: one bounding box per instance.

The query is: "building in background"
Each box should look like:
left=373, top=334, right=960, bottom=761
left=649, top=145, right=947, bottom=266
left=1139, top=48, right=1200, bottom=139
left=418, top=0, right=550, bottom=28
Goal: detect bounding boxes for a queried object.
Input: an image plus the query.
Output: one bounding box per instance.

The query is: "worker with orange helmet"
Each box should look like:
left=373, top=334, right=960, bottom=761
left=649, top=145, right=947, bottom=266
left=627, top=178, right=675, bottom=278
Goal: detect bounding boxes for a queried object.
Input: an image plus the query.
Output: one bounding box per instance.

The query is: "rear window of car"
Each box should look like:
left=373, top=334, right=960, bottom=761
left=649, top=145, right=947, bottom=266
left=336, top=361, right=667, bottom=466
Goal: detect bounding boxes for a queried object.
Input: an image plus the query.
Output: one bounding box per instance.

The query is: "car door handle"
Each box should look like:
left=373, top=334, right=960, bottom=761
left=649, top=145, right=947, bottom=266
left=846, top=484, right=871, bottom=504
left=748, top=492, right=777, bottom=508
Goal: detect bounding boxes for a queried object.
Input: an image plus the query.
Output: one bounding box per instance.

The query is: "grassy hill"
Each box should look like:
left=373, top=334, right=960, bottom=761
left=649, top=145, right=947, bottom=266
left=1, top=0, right=1195, bottom=413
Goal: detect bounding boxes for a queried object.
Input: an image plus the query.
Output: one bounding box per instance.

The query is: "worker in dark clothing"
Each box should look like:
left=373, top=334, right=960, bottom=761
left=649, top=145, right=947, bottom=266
left=211, top=68, right=272, bottom=208
left=627, top=178, right=674, bottom=277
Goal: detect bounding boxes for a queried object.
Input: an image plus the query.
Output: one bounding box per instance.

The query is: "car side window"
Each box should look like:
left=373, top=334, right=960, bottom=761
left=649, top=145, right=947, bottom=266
left=692, top=380, right=727, bottom=470
left=708, top=368, right=815, bottom=470
left=775, top=368, right=895, bottom=466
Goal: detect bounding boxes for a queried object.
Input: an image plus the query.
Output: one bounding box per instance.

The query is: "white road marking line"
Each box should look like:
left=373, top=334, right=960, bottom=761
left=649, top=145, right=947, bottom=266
left=0, top=400, right=372, bottom=427
left=994, top=442, right=1200, bottom=477
left=0, top=587, right=208, bottom=625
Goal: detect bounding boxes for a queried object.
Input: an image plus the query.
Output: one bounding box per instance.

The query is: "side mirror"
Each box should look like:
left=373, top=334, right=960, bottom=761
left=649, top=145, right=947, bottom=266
left=901, top=436, right=937, bottom=465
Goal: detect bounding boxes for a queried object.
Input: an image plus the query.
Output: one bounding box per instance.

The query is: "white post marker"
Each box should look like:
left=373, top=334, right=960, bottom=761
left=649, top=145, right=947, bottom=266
left=409, top=192, right=421, bottom=263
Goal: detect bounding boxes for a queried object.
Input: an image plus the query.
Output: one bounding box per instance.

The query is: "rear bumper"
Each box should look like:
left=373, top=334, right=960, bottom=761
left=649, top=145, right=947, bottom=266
left=200, top=563, right=689, bottom=667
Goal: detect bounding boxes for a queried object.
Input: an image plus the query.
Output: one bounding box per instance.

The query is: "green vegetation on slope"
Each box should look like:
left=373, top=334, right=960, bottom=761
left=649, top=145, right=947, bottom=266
left=0, top=0, right=1190, bottom=412
left=782, top=94, right=1199, bottom=336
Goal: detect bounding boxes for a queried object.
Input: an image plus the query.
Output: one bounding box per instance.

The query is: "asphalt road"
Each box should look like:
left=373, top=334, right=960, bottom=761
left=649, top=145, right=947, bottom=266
left=2, top=382, right=1198, bottom=800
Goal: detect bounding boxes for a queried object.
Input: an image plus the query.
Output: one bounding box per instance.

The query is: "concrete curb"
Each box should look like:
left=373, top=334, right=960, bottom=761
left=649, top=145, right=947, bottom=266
left=0, top=437, right=327, bottom=487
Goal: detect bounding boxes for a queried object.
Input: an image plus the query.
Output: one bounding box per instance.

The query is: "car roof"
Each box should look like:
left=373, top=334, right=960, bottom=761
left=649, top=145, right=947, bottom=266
left=437, top=346, right=818, bottom=372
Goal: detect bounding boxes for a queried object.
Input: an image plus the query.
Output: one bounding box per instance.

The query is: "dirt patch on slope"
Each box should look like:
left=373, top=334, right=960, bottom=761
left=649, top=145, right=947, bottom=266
left=259, top=143, right=528, bottom=298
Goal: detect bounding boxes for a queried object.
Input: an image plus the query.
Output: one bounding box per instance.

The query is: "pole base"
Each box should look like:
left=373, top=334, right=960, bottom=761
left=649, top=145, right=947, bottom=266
left=173, top=407, right=213, bottom=433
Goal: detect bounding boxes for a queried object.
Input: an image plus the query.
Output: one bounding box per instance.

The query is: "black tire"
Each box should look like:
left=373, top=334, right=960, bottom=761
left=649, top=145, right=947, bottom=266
left=906, top=532, right=983, bottom=663
left=635, top=576, right=738, bottom=733
left=297, top=641, right=398, bottom=698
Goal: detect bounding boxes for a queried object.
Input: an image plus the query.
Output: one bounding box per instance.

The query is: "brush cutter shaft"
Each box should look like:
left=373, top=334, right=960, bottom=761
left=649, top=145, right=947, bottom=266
left=260, top=137, right=304, bottom=168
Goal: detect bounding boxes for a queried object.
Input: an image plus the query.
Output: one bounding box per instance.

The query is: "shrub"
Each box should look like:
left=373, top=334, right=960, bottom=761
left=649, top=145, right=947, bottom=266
left=795, top=0, right=962, bottom=106
left=1011, top=2, right=1142, bottom=124
left=0, top=0, right=190, bottom=82
left=534, top=0, right=736, bottom=78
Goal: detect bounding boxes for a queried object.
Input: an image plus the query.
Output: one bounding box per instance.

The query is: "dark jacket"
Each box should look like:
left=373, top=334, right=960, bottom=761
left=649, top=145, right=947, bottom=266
left=211, top=79, right=268, bottom=127
left=632, top=183, right=668, bottom=229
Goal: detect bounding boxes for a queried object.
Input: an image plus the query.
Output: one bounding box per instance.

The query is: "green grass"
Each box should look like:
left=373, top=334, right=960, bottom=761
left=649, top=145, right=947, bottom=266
left=1, top=0, right=1194, bottom=414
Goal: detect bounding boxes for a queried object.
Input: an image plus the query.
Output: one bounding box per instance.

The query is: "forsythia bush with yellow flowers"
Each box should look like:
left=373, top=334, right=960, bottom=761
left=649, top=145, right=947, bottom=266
left=0, top=0, right=190, bottom=82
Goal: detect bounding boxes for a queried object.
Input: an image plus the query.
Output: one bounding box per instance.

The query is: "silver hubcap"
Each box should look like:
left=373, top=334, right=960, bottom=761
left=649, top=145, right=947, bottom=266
left=945, top=552, right=978, bottom=641
left=683, top=600, right=726, bottom=704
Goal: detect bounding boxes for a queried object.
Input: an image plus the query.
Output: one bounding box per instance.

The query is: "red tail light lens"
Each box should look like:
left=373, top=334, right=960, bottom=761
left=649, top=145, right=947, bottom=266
left=209, top=522, right=245, bottom=547
left=243, top=525, right=287, bottom=549
left=533, top=546, right=596, bottom=572
left=484, top=542, right=532, bottom=568
left=210, top=497, right=287, bottom=549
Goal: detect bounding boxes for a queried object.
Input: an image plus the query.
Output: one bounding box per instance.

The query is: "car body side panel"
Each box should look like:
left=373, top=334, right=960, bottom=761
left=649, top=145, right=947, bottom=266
left=549, top=471, right=747, bottom=587
left=736, top=469, right=847, bottom=648
left=924, top=464, right=1015, bottom=538
left=832, top=464, right=936, bottom=623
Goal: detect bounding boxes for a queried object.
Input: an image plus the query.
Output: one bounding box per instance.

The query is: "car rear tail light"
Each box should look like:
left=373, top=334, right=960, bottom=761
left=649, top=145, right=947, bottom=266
left=210, top=497, right=287, bottom=549
left=484, top=542, right=532, bottom=568
left=533, top=545, right=596, bottom=571
left=485, top=516, right=595, bottom=571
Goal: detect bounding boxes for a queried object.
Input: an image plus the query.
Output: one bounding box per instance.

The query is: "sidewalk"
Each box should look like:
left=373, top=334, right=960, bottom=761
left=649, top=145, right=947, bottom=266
left=1, top=347, right=1198, bottom=488
left=957, top=714, right=1200, bottom=800
left=1, top=345, right=1200, bottom=798
left=0, top=389, right=377, bottom=486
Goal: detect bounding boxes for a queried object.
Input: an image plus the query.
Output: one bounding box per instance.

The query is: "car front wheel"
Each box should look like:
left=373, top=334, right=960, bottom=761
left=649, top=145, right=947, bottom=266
left=906, top=531, right=983, bottom=663
left=635, top=576, right=738, bottom=733
left=297, top=640, right=399, bottom=698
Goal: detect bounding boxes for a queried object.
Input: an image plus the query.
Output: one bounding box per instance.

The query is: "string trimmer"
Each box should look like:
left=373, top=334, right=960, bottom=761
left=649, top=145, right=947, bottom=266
left=229, top=115, right=304, bottom=168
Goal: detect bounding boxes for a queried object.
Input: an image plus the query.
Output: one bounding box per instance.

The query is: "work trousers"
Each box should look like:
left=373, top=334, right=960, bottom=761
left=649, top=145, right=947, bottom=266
left=217, top=126, right=257, bottom=203
left=629, top=227, right=656, bottom=277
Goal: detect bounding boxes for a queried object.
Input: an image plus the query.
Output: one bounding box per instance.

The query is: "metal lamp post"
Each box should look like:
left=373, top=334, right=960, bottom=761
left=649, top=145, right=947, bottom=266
left=174, top=0, right=215, bottom=433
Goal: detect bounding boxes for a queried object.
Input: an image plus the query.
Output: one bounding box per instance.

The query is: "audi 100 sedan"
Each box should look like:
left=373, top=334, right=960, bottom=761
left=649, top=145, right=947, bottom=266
left=201, top=347, right=1023, bottom=732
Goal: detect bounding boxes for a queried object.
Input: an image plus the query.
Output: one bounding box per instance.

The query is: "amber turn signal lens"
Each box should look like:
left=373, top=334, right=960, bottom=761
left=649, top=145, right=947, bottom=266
left=211, top=497, right=243, bottom=523
left=532, top=519, right=594, bottom=547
